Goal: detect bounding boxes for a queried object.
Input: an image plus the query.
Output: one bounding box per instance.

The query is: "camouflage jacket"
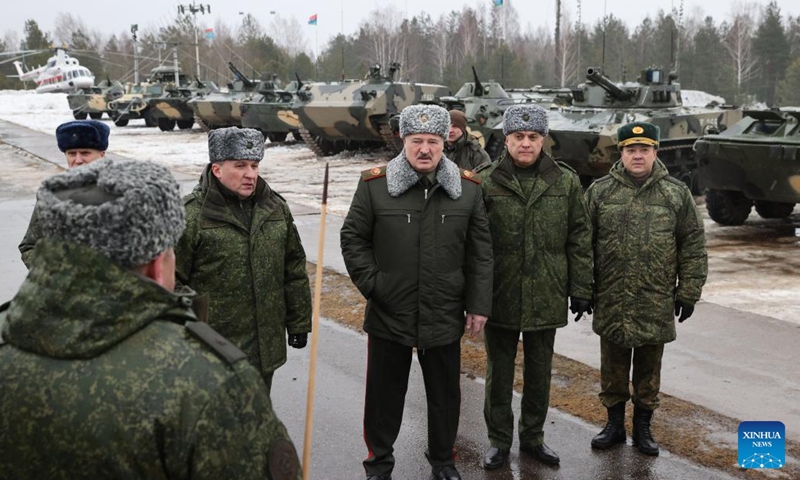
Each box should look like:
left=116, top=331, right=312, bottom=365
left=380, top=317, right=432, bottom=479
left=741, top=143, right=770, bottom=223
left=0, top=238, right=300, bottom=480
left=340, top=154, right=493, bottom=348
left=585, top=159, right=708, bottom=347
left=481, top=152, right=593, bottom=331
left=445, top=133, right=492, bottom=171
left=175, top=166, right=312, bottom=378
left=18, top=202, right=43, bottom=268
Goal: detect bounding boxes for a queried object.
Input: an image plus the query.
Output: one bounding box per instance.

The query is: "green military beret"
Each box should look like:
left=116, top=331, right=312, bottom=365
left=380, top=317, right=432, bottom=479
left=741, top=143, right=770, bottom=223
left=617, top=121, right=660, bottom=149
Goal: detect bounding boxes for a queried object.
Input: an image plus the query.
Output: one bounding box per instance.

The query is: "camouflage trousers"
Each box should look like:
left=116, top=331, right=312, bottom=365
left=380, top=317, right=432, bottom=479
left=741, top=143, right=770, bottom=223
left=599, top=337, right=664, bottom=410
left=484, top=325, right=556, bottom=449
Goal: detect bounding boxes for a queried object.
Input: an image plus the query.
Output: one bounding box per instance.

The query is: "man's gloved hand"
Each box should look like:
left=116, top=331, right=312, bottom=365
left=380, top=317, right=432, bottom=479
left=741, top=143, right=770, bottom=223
left=570, top=297, right=593, bottom=322
left=675, top=299, right=694, bottom=323
left=288, top=333, right=308, bottom=349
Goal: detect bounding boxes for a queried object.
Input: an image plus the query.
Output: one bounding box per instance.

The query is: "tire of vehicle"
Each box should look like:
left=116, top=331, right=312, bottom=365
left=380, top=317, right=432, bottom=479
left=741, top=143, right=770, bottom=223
left=114, top=116, right=130, bottom=127
left=89, top=112, right=102, bottom=120
left=158, top=118, right=176, bottom=131
left=705, top=189, right=752, bottom=226
left=177, top=119, right=194, bottom=130
left=73, top=111, right=88, bottom=120
left=754, top=201, right=796, bottom=219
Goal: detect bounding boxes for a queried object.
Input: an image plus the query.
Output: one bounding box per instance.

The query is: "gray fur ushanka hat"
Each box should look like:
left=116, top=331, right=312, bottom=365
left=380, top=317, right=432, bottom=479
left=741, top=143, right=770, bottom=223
left=399, top=104, right=450, bottom=139
left=208, top=127, right=265, bottom=163
left=36, top=159, right=185, bottom=268
left=502, top=104, right=549, bottom=136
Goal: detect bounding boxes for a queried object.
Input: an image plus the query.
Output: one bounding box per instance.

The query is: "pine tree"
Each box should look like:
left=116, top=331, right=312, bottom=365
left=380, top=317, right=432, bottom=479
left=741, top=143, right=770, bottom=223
left=752, top=1, right=790, bottom=105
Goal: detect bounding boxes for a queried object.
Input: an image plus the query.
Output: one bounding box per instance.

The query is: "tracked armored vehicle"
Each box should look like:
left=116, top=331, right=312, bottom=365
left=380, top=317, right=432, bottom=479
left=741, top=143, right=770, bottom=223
left=240, top=77, right=302, bottom=142
left=695, top=109, right=800, bottom=225
left=292, top=63, right=451, bottom=157
left=147, top=77, right=218, bottom=131
left=443, top=67, right=572, bottom=159
left=67, top=78, right=125, bottom=120
left=187, top=62, right=262, bottom=131
left=107, top=66, right=188, bottom=127
left=545, top=67, right=742, bottom=191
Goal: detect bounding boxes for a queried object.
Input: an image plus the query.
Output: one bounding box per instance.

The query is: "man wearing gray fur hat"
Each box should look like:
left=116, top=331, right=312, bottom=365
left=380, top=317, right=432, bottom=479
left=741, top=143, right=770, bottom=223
left=480, top=104, right=593, bottom=469
left=18, top=119, right=110, bottom=268
left=0, top=159, right=300, bottom=479
left=341, top=104, right=493, bottom=480
left=174, top=126, right=312, bottom=394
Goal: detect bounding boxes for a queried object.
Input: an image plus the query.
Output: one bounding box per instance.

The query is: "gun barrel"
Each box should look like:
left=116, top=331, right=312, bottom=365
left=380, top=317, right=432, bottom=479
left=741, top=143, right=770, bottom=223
left=227, top=62, right=254, bottom=88
left=586, top=67, right=632, bottom=100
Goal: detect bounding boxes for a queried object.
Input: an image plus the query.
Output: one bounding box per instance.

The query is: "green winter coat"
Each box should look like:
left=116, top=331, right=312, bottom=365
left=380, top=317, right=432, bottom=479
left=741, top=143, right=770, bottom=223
left=445, top=132, right=492, bottom=171
left=340, top=154, right=493, bottom=349
left=18, top=203, right=42, bottom=268
left=481, top=152, right=593, bottom=331
left=175, top=165, right=312, bottom=378
left=0, top=238, right=300, bottom=480
left=585, top=159, right=708, bottom=347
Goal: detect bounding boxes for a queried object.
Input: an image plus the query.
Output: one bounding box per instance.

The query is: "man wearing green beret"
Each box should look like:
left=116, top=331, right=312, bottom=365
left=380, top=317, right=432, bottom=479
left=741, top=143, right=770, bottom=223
left=585, top=121, right=708, bottom=456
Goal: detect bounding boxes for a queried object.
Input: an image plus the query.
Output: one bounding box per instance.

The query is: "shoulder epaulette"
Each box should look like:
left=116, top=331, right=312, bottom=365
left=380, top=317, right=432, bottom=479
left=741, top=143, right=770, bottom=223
left=594, top=174, right=614, bottom=184
left=556, top=160, right=578, bottom=175
left=663, top=175, right=691, bottom=189
left=361, top=166, right=387, bottom=181
left=183, top=194, right=197, bottom=206
left=461, top=169, right=482, bottom=184
left=186, top=321, right=247, bottom=364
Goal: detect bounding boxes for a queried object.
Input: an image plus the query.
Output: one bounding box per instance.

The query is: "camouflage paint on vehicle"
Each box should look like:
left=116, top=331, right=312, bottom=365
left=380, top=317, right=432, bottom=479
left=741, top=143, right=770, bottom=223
left=544, top=67, right=743, bottom=192
left=148, top=77, right=218, bottom=131
left=240, top=80, right=303, bottom=142
left=66, top=79, right=125, bottom=120
left=107, top=66, right=190, bottom=128
left=695, top=108, right=800, bottom=225
left=292, top=63, right=451, bottom=156
left=187, top=63, right=263, bottom=130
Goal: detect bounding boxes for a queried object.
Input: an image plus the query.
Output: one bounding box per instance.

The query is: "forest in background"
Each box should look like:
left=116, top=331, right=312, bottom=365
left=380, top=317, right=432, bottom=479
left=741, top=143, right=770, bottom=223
left=1, top=0, right=800, bottom=107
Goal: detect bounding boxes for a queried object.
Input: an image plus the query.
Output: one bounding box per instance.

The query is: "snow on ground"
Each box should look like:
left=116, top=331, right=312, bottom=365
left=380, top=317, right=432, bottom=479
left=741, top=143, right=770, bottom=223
left=1, top=89, right=799, bottom=323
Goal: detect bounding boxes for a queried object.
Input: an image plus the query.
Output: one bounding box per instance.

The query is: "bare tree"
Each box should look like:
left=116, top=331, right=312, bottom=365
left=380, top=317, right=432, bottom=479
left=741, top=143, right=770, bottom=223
left=555, top=8, right=580, bottom=86
left=267, top=15, right=308, bottom=57
left=723, top=2, right=759, bottom=98
left=359, top=7, right=407, bottom=77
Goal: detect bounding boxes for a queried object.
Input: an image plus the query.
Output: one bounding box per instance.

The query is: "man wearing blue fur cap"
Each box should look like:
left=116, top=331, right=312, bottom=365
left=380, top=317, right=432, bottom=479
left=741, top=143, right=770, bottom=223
left=18, top=119, right=110, bottom=267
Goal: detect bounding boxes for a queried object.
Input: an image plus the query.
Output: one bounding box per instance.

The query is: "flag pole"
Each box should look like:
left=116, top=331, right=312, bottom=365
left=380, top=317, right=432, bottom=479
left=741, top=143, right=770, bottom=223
left=302, top=162, right=329, bottom=480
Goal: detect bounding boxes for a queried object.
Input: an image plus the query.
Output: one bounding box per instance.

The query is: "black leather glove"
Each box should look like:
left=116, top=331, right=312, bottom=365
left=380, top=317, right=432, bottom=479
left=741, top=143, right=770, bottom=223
left=570, top=297, right=593, bottom=322
left=288, top=333, right=308, bottom=349
left=675, top=299, right=694, bottom=323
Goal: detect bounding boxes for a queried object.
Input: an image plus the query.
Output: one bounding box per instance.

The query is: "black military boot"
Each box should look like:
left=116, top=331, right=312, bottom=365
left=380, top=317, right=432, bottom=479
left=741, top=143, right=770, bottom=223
left=632, top=406, right=659, bottom=456
left=591, top=402, right=627, bottom=449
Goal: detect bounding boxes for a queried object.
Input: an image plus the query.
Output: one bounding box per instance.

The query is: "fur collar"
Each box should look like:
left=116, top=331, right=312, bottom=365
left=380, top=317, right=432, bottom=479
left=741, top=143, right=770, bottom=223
left=386, top=152, right=462, bottom=200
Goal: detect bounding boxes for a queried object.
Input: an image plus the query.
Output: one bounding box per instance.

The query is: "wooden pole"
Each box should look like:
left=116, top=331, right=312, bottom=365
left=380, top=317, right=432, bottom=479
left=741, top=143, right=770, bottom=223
left=302, top=162, right=328, bottom=480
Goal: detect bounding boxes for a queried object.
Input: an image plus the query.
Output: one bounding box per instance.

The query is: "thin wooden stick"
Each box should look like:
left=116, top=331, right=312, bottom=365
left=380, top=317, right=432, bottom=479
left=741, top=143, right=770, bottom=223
left=302, top=162, right=328, bottom=480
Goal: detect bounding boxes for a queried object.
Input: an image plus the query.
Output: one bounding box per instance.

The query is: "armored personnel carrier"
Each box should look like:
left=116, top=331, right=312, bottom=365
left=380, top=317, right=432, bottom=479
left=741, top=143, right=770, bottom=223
left=240, top=77, right=302, bottom=142
left=292, top=63, right=451, bottom=156
left=107, top=66, right=188, bottom=127
left=67, top=78, right=125, bottom=120
left=187, top=62, right=262, bottom=131
left=443, top=67, right=572, bottom=159
left=545, top=67, right=742, bottom=191
left=695, top=109, right=800, bottom=225
left=147, top=77, right=218, bottom=131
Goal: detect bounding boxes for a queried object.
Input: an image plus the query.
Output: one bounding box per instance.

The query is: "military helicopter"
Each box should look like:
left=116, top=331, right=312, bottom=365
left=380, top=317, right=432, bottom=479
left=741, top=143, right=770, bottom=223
left=3, top=46, right=95, bottom=93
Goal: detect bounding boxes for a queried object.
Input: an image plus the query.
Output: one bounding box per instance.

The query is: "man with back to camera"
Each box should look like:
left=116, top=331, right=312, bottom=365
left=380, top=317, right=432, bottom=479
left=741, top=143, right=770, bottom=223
left=18, top=119, right=109, bottom=267
left=0, top=159, right=301, bottom=479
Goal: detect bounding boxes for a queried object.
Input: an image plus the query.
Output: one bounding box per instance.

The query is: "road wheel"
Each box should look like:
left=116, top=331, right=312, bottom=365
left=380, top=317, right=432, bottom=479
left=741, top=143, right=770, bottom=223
left=89, top=112, right=102, bottom=120
left=144, top=112, right=158, bottom=127
left=705, top=189, right=752, bottom=226
left=754, top=201, right=796, bottom=219
left=158, top=118, right=176, bottom=131
left=177, top=119, right=194, bottom=130
left=73, top=111, right=87, bottom=120
left=268, top=132, right=288, bottom=142
left=114, top=115, right=129, bottom=127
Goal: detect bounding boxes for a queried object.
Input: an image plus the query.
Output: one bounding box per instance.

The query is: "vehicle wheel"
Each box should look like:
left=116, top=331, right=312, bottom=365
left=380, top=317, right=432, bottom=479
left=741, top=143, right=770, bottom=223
left=144, top=113, right=158, bottom=128
left=268, top=132, right=288, bottom=142
left=158, top=118, right=176, bottom=132
left=177, top=119, right=194, bottom=130
left=114, top=116, right=129, bottom=127
left=109, top=111, right=120, bottom=121
left=89, top=112, right=102, bottom=120
left=705, top=189, right=752, bottom=226
left=754, top=201, right=796, bottom=219
left=73, top=111, right=87, bottom=120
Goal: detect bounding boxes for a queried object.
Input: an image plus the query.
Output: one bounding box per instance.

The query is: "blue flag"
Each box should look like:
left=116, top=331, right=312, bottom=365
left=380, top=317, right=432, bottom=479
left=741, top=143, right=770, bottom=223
left=493, top=0, right=504, bottom=6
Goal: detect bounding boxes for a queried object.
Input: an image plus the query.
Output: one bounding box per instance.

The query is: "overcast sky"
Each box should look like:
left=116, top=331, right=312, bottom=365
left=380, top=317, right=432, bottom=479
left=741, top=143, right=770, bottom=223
left=2, top=0, right=798, bottom=55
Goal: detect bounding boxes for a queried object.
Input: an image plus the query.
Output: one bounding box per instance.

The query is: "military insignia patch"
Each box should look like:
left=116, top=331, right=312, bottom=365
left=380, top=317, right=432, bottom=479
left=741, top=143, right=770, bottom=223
left=420, top=114, right=429, bottom=123
left=370, top=167, right=381, bottom=176
left=268, top=439, right=301, bottom=480
left=522, top=113, right=530, bottom=121
left=463, top=170, right=474, bottom=178
left=246, top=141, right=254, bottom=149
left=632, top=126, right=644, bottom=134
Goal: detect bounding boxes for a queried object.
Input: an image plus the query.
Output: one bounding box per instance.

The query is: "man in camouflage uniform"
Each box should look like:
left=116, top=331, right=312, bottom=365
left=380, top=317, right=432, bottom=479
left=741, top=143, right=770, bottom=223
left=480, top=104, right=594, bottom=469
left=0, top=159, right=300, bottom=479
left=585, top=122, right=707, bottom=456
left=175, top=127, right=312, bottom=393
left=445, top=109, right=491, bottom=171
left=19, top=119, right=109, bottom=267
left=341, top=104, right=493, bottom=480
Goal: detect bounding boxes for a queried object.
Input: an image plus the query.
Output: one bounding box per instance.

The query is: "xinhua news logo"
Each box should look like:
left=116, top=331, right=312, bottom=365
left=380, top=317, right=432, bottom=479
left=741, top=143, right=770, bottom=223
left=738, top=421, right=785, bottom=469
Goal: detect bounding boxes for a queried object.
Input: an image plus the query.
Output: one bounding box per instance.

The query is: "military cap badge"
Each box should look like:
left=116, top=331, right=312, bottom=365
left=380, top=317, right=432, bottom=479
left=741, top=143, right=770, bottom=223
left=420, top=113, right=429, bottom=124
left=522, top=113, right=531, bottom=121
left=632, top=126, right=644, bottom=134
